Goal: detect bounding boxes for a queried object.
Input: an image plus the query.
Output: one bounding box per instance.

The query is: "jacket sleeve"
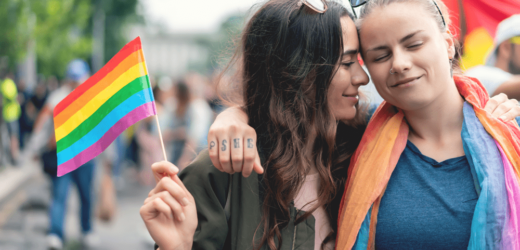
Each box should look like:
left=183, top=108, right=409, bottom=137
left=179, top=150, right=231, bottom=250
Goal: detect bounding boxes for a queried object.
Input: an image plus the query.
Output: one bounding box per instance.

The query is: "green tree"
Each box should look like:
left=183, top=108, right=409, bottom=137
left=99, top=0, right=143, bottom=63
left=0, top=0, right=32, bottom=72
left=31, top=0, right=93, bottom=78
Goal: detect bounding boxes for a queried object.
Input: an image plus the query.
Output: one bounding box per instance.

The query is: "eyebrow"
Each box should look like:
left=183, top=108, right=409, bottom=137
left=343, top=49, right=358, bottom=56
left=366, top=30, right=424, bottom=52
left=399, top=30, right=423, bottom=43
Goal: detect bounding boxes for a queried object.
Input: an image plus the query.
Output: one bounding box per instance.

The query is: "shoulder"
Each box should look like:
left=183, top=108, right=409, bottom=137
left=46, top=86, right=71, bottom=109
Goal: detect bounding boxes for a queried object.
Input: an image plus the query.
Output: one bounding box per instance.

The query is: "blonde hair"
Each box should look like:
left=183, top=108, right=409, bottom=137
left=356, top=0, right=452, bottom=32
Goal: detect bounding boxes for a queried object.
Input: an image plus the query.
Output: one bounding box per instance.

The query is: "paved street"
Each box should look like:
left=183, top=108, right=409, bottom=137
left=0, top=167, right=156, bottom=250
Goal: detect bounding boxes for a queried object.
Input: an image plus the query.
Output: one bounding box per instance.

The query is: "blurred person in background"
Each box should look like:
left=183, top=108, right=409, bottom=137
left=19, top=77, right=49, bottom=149
left=136, top=83, right=173, bottom=185
left=166, top=79, right=190, bottom=167
left=29, top=59, right=97, bottom=250
left=466, top=14, right=520, bottom=100
left=177, top=73, right=213, bottom=169
left=0, top=76, right=21, bottom=166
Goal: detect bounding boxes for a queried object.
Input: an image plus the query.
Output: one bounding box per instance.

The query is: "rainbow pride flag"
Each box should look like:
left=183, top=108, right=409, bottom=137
left=53, top=37, right=156, bottom=177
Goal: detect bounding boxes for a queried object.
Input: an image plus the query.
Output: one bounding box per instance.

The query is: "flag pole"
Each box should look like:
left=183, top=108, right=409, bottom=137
left=155, top=115, right=168, bottom=162
left=139, top=36, right=168, bottom=162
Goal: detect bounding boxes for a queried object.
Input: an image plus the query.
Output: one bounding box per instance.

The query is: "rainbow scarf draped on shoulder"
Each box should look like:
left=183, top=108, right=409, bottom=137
left=336, top=75, right=520, bottom=249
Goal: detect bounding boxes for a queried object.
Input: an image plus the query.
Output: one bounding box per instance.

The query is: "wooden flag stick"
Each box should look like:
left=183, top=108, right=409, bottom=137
left=155, top=115, right=168, bottom=162
left=139, top=37, right=167, bottom=162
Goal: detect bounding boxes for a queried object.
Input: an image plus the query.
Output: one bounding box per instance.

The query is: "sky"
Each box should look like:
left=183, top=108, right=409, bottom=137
left=140, top=0, right=264, bottom=33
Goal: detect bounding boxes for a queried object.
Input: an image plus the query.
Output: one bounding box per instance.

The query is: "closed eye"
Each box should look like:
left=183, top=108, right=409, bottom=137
left=342, top=62, right=354, bottom=68
left=374, top=54, right=389, bottom=62
left=408, top=42, right=423, bottom=49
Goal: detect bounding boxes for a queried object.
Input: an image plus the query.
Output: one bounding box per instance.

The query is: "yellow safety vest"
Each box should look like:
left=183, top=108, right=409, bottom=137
left=1, top=78, right=21, bottom=122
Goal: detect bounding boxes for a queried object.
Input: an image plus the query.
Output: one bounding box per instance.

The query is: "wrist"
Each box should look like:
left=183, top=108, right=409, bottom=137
left=227, top=106, right=248, bottom=123
left=159, top=240, right=193, bottom=250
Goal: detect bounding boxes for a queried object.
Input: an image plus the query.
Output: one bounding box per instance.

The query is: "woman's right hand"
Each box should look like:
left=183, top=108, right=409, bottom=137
left=140, top=161, right=197, bottom=250
left=206, top=106, right=263, bottom=177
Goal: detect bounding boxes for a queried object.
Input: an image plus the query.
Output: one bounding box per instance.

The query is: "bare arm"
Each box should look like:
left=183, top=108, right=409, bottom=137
left=492, top=76, right=520, bottom=101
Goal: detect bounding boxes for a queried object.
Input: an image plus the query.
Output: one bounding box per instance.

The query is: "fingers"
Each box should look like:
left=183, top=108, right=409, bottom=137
left=148, top=177, right=190, bottom=208
left=230, top=137, right=243, bottom=174
left=219, top=135, right=233, bottom=174
left=488, top=97, right=519, bottom=120
left=240, top=128, right=257, bottom=177
left=499, top=100, right=520, bottom=121
left=207, top=130, right=223, bottom=172
left=485, top=93, right=508, bottom=114
left=252, top=150, right=264, bottom=175
left=151, top=161, right=180, bottom=184
left=140, top=196, right=174, bottom=221
left=145, top=191, right=186, bottom=222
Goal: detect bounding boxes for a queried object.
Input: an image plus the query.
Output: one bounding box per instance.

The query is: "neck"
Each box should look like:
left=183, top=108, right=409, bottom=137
left=403, top=78, right=465, bottom=161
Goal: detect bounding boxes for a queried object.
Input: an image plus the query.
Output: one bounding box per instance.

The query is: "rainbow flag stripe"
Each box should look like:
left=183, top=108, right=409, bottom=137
left=53, top=37, right=156, bottom=176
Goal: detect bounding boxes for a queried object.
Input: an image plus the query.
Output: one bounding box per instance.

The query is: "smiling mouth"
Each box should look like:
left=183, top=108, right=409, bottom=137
left=391, top=75, right=423, bottom=87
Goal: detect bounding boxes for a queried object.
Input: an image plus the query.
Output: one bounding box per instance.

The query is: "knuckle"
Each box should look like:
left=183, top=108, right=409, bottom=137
left=220, top=157, right=230, bottom=165
left=245, top=128, right=256, bottom=136
left=152, top=198, right=162, bottom=206
left=244, top=155, right=255, bottom=162
left=208, top=150, right=218, bottom=158
left=229, top=124, right=239, bottom=133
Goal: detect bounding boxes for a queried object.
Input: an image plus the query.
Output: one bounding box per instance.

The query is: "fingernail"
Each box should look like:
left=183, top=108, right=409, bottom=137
left=178, top=213, right=185, bottom=222
left=500, top=116, right=507, bottom=120
left=182, top=198, right=190, bottom=206
left=170, top=166, right=178, bottom=174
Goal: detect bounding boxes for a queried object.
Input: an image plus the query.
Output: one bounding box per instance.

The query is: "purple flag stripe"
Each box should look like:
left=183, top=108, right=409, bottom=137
left=57, top=102, right=155, bottom=176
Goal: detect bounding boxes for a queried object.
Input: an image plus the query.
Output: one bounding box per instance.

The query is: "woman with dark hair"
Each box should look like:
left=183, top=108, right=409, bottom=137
left=195, top=0, right=520, bottom=249
left=168, top=80, right=191, bottom=166
left=141, top=0, right=370, bottom=249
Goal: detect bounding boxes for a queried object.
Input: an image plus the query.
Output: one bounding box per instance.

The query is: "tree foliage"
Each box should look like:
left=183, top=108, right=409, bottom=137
left=0, top=0, right=141, bottom=78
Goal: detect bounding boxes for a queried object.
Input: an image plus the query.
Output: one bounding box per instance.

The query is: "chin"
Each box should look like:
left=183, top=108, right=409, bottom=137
left=336, top=111, right=357, bottom=122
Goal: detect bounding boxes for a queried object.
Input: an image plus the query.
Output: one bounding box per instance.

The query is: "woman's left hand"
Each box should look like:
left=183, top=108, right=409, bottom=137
left=484, top=93, right=520, bottom=120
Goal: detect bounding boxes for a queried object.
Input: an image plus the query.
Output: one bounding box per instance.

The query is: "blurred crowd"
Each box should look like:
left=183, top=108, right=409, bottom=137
left=0, top=58, right=226, bottom=249
left=1, top=70, right=225, bottom=174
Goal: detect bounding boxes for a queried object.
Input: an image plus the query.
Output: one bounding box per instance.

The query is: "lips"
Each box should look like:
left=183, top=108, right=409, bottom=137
left=342, top=93, right=359, bottom=98
left=391, top=75, right=423, bottom=87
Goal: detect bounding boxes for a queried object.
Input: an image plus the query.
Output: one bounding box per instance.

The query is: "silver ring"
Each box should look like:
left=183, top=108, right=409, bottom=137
left=390, top=68, right=395, bottom=75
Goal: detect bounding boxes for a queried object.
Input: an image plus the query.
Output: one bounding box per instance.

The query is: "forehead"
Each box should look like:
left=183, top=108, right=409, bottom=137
left=358, top=2, right=438, bottom=47
left=341, top=16, right=359, bottom=50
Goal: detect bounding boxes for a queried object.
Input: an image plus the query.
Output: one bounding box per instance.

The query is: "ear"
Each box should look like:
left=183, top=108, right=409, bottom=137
left=442, top=31, right=455, bottom=60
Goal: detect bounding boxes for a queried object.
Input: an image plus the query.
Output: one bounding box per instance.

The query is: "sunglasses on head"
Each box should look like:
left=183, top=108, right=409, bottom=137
left=299, top=0, right=328, bottom=13
left=348, top=0, right=446, bottom=28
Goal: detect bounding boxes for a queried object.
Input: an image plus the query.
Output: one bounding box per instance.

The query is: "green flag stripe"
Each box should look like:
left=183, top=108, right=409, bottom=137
left=56, top=75, right=150, bottom=152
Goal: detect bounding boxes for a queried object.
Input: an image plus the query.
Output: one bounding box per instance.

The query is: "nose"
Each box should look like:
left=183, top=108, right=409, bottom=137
left=351, top=64, right=370, bottom=87
left=391, top=48, right=411, bottom=74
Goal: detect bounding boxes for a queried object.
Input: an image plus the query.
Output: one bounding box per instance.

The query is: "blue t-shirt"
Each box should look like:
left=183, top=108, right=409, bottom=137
left=375, top=141, right=478, bottom=250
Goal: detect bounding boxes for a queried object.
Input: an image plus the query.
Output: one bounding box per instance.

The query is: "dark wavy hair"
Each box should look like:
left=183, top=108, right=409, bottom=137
left=219, top=0, right=367, bottom=249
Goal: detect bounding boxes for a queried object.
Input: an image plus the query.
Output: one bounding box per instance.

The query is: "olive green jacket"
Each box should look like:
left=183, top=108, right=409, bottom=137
left=178, top=149, right=318, bottom=250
